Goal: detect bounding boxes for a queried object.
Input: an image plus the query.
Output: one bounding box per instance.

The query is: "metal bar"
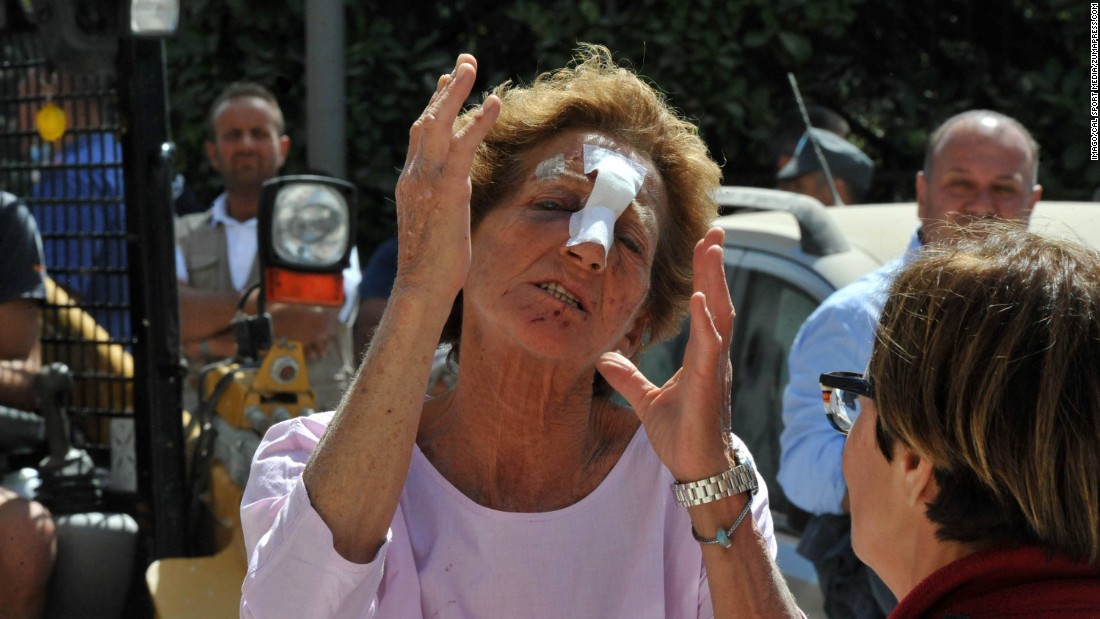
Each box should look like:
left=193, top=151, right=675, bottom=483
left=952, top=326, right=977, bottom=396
left=306, top=0, right=347, bottom=178
left=115, top=37, right=187, bottom=559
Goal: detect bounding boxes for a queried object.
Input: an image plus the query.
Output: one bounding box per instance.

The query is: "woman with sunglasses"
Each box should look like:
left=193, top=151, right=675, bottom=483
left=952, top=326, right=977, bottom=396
left=819, top=222, right=1100, bottom=618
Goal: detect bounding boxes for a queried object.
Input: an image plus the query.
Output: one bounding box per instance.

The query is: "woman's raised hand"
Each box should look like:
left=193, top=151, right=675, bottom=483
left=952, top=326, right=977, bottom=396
left=597, top=227, right=736, bottom=481
left=394, top=54, right=501, bottom=300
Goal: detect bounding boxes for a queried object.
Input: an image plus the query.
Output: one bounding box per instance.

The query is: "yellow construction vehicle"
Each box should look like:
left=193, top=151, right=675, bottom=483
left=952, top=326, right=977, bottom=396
left=146, top=175, right=357, bottom=618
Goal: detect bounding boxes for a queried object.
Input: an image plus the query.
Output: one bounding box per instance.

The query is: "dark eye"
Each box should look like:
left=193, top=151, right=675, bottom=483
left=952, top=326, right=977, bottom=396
left=617, top=235, right=642, bottom=255
left=535, top=200, right=578, bottom=212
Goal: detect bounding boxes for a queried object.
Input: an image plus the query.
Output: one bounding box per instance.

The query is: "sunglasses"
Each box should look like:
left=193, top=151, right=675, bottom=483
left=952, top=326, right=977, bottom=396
left=819, top=371, right=875, bottom=435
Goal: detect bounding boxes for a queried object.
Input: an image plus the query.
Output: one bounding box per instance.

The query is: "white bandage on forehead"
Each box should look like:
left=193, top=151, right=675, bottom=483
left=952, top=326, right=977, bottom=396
left=566, top=145, right=647, bottom=268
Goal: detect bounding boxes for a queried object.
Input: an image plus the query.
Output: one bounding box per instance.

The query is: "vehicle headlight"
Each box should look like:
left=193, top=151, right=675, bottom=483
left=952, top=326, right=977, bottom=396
left=271, top=183, right=350, bottom=269
left=129, top=0, right=180, bottom=35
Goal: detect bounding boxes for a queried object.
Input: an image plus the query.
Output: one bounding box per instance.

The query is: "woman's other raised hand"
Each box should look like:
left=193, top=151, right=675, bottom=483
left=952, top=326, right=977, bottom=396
left=597, top=227, right=736, bottom=482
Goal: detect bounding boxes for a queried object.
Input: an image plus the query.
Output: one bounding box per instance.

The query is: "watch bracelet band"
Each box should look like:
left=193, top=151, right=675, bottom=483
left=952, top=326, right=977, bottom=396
left=671, top=453, right=758, bottom=508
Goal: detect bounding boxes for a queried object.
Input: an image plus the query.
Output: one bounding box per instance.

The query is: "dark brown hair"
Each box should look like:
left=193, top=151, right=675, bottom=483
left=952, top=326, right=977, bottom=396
left=206, top=81, right=285, bottom=139
left=870, top=221, right=1100, bottom=563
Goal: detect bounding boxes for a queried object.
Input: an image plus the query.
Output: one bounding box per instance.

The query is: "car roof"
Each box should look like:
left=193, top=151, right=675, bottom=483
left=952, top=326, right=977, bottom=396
left=716, top=203, right=918, bottom=265
left=1027, top=201, right=1100, bottom=248
left=713, top=190, right=1100, bottom=292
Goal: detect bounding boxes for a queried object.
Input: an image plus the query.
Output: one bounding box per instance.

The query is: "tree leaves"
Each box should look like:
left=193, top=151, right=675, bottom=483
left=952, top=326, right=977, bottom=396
left=165, top=0, right=1098, bottom=258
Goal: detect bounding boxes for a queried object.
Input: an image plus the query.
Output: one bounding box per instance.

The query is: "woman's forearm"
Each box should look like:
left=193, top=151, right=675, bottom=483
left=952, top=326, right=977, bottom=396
left=301, top=289, right=451, bottom=563
left=692, top=496, right=803, bottom=618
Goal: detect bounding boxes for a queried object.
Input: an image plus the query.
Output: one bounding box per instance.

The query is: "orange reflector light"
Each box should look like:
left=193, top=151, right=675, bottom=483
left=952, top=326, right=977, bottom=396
left=264, top=268, right=344, bottom=307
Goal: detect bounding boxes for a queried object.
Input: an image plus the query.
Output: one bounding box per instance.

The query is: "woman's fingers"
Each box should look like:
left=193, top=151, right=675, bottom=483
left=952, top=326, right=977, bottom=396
left=681, top=291, right=723, bottom=383
left=414, top=59, right=479, bottom=171
left=403, top=73, right=452, bottom=171
left=693, top=227, right=735, bottom=352
left=403, top=55, right=478, bottom=170
left=448, top=95, right=500, bottom=174
left=614, top=229, right=738, bottom=478
left=402, top=54, right=500, bottom=204
left=596, top=351, right=658, bottom=417
left=683, top=234, right=735, bottom=434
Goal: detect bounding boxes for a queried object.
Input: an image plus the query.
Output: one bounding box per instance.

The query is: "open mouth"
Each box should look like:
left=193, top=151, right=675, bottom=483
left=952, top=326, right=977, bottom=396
left=539, top=282, right=582, bottom=310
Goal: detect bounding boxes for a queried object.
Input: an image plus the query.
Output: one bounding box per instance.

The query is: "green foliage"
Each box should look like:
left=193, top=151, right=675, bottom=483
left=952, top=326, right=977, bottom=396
left=167, top=0, right=309, bottom=208
left=165, top=0, right=1097, bottom=255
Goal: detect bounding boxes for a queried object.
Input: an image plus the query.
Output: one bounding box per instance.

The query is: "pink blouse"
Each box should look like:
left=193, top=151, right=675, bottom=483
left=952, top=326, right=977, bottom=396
left=240, top=412, right=777, bottom=618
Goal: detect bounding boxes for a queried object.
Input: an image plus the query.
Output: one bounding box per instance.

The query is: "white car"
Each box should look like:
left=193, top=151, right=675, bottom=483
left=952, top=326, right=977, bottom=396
left=637, top=188, right=1100, bottom=617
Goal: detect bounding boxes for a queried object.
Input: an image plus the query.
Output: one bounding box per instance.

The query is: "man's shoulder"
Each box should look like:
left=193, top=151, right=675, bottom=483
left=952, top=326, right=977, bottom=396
left=798, top=256, right=906, bottom=340
left=0, top=193, right=46, bottom=305
left=0, top=190, right=23, bottom=212
left=0, top=192, right=37, bottom=239
left=823, top=256, right=905, bottom=310
left=814, top=271, right=886, bottom=317
left=175, top=210, right=215, bottom=236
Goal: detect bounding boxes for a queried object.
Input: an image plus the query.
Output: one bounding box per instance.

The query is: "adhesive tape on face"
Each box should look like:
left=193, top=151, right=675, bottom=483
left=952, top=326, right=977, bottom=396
left=536, top=153, right=565, bottom=179
left=566, top=145, right=647, bottom=267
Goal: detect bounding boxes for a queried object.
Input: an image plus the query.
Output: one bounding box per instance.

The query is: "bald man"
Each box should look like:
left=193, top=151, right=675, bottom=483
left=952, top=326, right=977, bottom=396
left=778, top=111, right=1041, bottom=618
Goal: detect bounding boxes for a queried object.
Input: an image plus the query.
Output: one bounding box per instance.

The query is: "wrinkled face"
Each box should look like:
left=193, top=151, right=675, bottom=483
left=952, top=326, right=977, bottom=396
left=916, top=120, right=1040, bottom=245
left=462, top=129, right=665, bottom=363
left=205, top=96, right=288, bottom=195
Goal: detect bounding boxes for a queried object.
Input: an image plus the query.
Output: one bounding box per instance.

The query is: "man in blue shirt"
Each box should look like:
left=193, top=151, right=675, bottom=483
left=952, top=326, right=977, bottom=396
left=26, top=71, right=129, bottom=343
left=778, top=110, right=1043, bottom=618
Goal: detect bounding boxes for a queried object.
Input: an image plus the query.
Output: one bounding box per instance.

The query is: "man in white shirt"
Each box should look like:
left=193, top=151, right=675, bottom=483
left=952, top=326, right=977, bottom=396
left=175, top=82, right=360, bottom=411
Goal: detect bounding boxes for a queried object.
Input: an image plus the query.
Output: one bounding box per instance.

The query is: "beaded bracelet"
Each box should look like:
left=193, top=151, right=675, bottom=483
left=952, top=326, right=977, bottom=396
left=691, top=494, right=753, bottom=549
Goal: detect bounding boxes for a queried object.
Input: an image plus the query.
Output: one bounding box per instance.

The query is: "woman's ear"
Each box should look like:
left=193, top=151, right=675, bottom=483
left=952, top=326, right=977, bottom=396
left=617, top=314, right=650, bottom=358
left=898, top=444, right=937, bottom=508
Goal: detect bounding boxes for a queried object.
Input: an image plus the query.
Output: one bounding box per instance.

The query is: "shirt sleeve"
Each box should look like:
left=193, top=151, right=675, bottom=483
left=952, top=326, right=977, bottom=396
left=338, top=249, right=362, bottom=324
left=726, top=432, right=779, bottom=558
left=777, top=291, right=879, bottom=515
left=174, top=245, right=189, bottom=283
left=240, top=414, right=389, bottom=618
left=358, top=238, right=399, bottom=299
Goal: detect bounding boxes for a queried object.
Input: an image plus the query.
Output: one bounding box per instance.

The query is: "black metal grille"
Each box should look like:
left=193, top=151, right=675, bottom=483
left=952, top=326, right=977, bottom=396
left=1, top=32, right=133, bottom=460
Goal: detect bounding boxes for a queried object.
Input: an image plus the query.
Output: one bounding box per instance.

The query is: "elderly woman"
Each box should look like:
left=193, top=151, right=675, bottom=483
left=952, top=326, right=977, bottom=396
left=821, top=223, right=1100, bottom=617
left=240, top=47, right=800, bottom=617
